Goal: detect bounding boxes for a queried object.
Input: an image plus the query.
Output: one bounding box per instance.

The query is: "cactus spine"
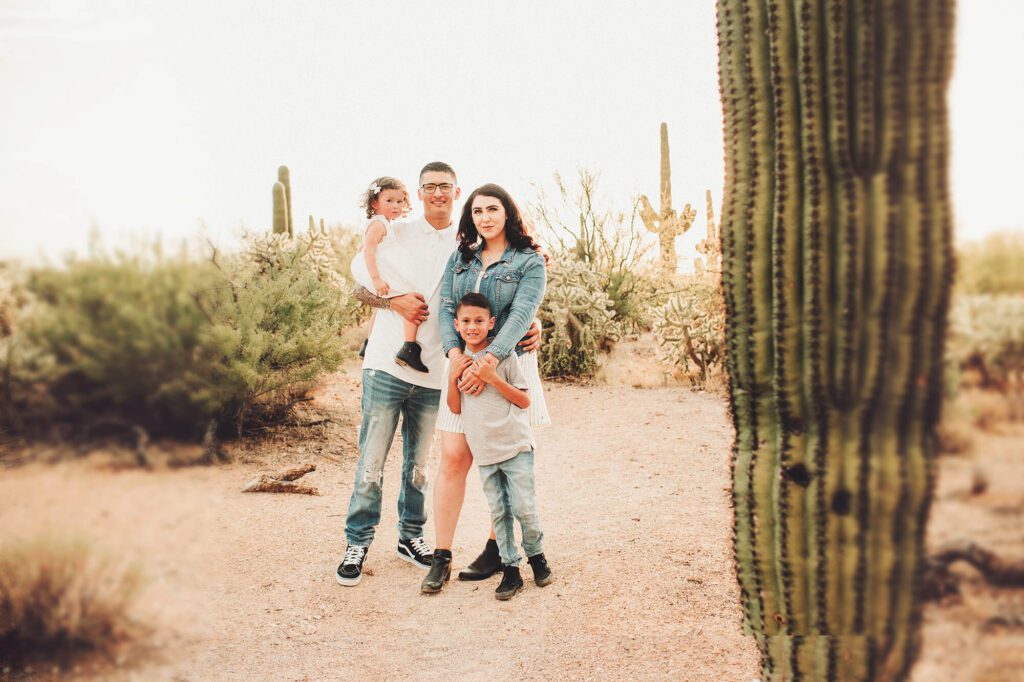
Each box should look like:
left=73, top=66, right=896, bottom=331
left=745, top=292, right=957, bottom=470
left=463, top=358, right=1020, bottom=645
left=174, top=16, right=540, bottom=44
left=695, top=189, right=722, bottom=274
left=716, top=1, right=955, bottom=679
left=639, top=122, right=696, bottom=271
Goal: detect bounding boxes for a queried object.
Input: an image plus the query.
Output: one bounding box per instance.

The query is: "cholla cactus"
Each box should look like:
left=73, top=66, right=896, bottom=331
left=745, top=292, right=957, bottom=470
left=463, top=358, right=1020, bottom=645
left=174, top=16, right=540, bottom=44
left=539, top=260, right=620, bottom=378
left=652, top=281, right=725, bottom=384
left=695, top=189, right=721, bottom=275
left=947, top=294, right=1024, bottom=391
left=247, top=222, right=343, bottom=290
left=639, top=123, right=696, bottom=272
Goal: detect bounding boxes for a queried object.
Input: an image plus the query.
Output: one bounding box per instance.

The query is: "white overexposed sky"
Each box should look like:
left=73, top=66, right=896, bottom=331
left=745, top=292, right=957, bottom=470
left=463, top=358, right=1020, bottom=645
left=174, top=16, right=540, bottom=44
left=1, top=0, right=1021, bottom=265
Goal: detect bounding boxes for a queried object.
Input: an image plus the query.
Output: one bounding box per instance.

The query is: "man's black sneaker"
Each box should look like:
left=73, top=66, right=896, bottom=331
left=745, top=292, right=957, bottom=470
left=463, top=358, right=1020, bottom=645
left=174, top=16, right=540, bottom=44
left=421, top=550, right=452, bottom=594
left=397, top=537, right=433, bottom=569
left=358, top=338, right=368, bottom=358
left=394, top=341, right=429, bottom=373
left=495, top=565, right=524, bottom=601
left=458, top=538, right=501, bottom=581
left=336, top=545, right=368, bottom=586
left=527, top=552, right=553, bottom=587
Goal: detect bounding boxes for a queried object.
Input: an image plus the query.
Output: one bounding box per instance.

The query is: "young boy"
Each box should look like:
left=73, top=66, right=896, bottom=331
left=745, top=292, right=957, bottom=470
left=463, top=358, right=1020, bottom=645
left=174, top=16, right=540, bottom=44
left=447, top=293, right=553, bottom=600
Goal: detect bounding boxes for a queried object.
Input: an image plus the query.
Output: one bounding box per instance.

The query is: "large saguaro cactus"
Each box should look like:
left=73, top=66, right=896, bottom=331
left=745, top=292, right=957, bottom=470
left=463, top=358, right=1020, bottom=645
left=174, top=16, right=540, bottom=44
left=272, top=181, right=289, bottom=236
left=716, top=1, right=956, bottom=679
left=278, top=165, right=294, bottom=238
left=639, top=122, right=696, bottom=271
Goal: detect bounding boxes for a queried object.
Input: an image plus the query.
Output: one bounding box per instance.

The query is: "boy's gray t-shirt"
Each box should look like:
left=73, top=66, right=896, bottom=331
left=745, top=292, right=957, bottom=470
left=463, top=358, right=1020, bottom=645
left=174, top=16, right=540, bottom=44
left=461, top=350, right=533, bottom=466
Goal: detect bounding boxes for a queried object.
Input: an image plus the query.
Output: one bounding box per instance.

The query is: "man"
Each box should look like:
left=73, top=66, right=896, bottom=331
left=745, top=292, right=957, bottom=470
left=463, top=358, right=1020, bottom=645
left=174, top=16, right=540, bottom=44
left=337, top=161, right=539, bottom=586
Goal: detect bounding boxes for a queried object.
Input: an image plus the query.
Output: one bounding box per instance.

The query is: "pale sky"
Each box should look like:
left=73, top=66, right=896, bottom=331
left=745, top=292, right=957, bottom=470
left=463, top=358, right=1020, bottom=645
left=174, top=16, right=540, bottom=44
left=1, top=0, right=1021, bottom=264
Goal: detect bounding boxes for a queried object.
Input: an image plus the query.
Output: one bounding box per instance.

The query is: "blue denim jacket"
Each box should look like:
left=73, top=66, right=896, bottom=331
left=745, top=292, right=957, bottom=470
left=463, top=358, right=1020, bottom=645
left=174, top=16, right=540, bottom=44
left=439, top=245, right=546, bottom=361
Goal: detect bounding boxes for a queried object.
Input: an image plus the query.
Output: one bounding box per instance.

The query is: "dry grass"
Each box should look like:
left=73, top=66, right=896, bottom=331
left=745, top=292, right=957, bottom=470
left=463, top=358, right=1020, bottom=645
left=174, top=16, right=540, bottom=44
left=0, top=535, right=143, bottom=663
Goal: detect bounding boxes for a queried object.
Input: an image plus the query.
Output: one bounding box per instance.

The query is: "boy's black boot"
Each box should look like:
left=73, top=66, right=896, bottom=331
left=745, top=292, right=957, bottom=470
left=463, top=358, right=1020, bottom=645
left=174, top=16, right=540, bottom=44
left=495, top=565, right=524, bottom=601
left=395, top=341, right=429, bottom=373
left=527, top=552, right=553, bottom=587
left=458, top=538, right=501, bottom=581
left=420, top=549, right=452, bottom=594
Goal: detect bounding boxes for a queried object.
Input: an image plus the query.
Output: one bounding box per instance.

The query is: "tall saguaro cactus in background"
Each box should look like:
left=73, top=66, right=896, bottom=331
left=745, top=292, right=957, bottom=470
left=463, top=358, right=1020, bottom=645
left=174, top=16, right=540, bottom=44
left=716, top=1, right=955, bottom=679
left=639, top=122, right=696, bottom=271
left=272, top=182, right=289, bottom=236
left=278, top=165, right=294, bottom=238
left=696, top=189, right=722, bottom=274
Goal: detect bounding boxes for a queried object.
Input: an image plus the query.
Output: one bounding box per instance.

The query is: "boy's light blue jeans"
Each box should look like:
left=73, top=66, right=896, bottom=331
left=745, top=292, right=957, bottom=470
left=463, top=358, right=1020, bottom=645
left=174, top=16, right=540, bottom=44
left=478, top=449, right=544, bottom=567
left=344, top=369, right=440, bottom=547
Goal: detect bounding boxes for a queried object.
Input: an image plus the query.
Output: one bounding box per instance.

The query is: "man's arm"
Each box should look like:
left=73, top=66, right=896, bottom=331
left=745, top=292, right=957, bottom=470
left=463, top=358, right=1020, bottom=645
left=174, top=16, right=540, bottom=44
left=352, top=285, right=429, bottom=323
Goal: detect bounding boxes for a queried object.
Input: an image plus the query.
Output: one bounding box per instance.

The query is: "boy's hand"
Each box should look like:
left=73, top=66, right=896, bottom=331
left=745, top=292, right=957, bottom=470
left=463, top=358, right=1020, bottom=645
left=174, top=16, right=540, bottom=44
left=372, top=277, right=390, bottom=296
left=449, top=355, right=473, bottom=384
left=472, top=358, right=499, bottom=385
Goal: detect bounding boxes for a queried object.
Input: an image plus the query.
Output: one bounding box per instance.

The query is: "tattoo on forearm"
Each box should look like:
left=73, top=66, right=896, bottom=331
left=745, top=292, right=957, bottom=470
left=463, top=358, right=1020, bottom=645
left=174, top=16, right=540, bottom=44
left=353, top=285, right=389, bottom=310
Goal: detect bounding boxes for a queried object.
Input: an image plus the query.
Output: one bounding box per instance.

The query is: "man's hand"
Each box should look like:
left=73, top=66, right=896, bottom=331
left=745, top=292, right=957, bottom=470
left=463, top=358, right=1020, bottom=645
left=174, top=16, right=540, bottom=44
left=458, top=353, right=497, bottom=395
left=517, top=318, right=543, bottom=353
left=389, top=293, right=429, bottom=325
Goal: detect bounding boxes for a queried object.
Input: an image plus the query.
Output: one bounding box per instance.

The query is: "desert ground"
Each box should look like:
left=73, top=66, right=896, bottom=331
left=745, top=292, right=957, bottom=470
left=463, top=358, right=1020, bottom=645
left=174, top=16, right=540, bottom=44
left=0, top=362, right=1021, bottom=681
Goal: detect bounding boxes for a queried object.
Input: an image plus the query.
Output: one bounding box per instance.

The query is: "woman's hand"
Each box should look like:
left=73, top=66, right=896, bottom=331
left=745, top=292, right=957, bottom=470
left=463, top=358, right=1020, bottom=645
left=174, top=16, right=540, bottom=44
left=473, top=358, right=499, bottom=385
left=517, top=319, right=542, bottom=353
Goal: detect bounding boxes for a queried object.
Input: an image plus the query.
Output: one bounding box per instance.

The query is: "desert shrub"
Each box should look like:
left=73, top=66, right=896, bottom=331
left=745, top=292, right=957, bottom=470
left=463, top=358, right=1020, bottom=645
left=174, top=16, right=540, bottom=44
left=4, top=230, right=356, bottom=440
left=957, top=231, right=1024, bottom=295
left=532, top=170, right=662, bottom=334
left=651, top=277, right=726, bottom=385
left=538, top=259, right=620, bottom=378
left=946, top=294, right=1024, bottom=393
left=0, top=536, right=142, bottom=659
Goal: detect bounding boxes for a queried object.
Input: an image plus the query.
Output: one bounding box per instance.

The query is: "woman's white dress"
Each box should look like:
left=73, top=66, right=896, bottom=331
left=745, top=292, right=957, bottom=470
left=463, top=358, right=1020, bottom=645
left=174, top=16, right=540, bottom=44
left=350, top=215, right=420, bottom=297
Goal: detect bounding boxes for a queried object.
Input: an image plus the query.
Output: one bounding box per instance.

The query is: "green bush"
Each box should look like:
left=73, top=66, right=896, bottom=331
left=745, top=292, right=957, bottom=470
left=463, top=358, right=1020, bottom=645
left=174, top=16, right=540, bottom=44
left=651, top=277, right=725, bottom=385
left=3, top=230, right=355, bottom=441
left=957, top=231, right=1024, bottom=295
left=946, top=294, right=1024, bottom=392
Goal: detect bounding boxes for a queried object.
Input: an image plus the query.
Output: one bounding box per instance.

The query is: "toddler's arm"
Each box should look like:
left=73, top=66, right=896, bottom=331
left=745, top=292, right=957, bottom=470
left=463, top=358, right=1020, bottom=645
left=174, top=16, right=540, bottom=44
left=363, top=219, right=390, bottom=295
left=447, top=356, right=472, bottom=414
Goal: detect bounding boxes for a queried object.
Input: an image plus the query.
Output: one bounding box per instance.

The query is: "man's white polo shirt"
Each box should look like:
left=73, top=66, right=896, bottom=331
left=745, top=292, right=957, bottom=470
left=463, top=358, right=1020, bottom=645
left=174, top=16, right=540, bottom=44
left=360, top=216, right=457, bottom=390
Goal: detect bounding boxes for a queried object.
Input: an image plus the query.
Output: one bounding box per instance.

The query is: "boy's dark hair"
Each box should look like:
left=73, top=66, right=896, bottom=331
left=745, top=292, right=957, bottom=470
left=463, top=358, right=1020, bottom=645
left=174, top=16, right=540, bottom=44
left=456, top=292, right=492, bottom=315
left=419, top=161, right=457, bottom=183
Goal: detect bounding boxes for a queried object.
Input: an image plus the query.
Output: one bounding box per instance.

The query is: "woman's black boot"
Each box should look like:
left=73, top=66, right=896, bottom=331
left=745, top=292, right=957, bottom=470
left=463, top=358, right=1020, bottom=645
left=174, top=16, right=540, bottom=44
left=420, top=550, right=452, bottom=594
left=458, top=538, right=501, bottom=581
left=494, top=565, right=524, bottom=601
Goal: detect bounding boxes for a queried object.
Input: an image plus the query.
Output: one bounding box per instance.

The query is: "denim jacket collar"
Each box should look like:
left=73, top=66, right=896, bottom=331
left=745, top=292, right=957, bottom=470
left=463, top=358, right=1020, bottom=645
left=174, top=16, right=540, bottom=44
left=470, top=242, right=517, bottom=268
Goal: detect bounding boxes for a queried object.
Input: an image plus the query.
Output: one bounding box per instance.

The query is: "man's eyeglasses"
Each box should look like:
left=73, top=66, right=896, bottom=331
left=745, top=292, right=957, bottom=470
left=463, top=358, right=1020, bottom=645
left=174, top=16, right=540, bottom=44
left=420, top=183, right=455, bottom=195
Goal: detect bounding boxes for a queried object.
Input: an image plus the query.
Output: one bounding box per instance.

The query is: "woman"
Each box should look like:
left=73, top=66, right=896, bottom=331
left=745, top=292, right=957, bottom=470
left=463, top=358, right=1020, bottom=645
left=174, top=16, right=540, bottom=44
left=421, top=183, right=550, bottom=593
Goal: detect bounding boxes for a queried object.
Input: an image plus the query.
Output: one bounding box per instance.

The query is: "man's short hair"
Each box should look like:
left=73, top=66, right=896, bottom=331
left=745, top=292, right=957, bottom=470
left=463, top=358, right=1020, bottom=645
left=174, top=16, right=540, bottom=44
left=419, top=161, right=457, bottom=184
left=457, top=292, right=492, bottom=315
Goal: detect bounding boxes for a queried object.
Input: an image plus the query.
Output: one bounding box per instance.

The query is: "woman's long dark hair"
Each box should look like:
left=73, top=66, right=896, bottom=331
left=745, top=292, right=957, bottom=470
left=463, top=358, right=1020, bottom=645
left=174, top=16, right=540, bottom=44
left=457, top=183, right=540, bottom=262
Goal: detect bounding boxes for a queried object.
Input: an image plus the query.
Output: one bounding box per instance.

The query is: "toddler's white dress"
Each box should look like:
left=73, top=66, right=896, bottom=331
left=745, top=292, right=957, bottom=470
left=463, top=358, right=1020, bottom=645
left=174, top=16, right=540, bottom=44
left=350, top=215, right=419, bottom=298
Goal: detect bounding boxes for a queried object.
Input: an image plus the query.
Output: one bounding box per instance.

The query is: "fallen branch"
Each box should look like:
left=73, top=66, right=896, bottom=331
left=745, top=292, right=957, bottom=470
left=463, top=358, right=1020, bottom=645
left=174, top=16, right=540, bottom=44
left=242, top=474, right=320, bottom=496
left=242, top=463, right=319, bottom=495
left=923, top=541, right=1024, bottom=601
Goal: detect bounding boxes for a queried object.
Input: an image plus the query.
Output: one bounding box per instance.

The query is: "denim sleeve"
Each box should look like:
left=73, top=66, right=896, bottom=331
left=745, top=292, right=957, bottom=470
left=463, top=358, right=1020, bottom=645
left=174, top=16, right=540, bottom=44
left=439, top=251, right=462, bottom=357
left=488, top=252, right=546, bottom=361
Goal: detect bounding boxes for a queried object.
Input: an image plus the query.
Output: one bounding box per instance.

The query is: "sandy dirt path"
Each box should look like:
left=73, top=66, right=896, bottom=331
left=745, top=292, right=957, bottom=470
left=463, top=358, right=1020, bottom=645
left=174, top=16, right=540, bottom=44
left=2, top=376, right=1021, bottom=680
left=0, top=383, right=761, bottom=681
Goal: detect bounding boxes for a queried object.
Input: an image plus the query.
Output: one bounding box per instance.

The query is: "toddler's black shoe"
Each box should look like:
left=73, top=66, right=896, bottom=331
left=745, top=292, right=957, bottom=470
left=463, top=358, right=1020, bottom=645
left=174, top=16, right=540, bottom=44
left=395, top=341, right=429, bottom=373
left=495, top=565, right=524, bottom=601
left=358, top=338, right=368, bottom=358
left=458, top=538, right=501, bottom=581
left=527, top=552, right=553, bottom=587
left=421, top=550, right=452, bottom=594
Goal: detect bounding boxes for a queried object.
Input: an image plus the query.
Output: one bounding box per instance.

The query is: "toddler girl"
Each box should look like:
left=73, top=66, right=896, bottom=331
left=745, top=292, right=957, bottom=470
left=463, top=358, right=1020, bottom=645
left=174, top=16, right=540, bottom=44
left=351, top=176, right=428, bottom=372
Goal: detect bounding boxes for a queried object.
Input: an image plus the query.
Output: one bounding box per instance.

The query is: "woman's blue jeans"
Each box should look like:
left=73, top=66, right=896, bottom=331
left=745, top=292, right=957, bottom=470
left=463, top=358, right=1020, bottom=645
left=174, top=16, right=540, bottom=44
left=344, top=369, right=440, bottom=547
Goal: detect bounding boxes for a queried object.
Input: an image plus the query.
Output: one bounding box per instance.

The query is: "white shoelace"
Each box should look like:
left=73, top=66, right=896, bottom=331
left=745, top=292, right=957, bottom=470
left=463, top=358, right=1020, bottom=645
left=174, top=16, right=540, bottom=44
left=407, top=537, right=431, bottom=557
left=343, top=545, right=366, bottom=565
